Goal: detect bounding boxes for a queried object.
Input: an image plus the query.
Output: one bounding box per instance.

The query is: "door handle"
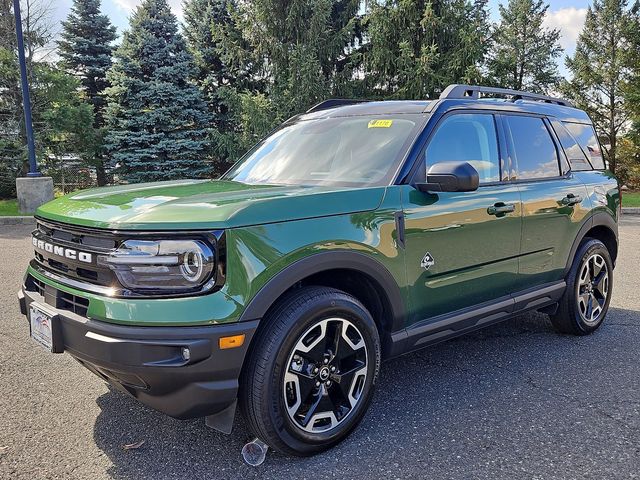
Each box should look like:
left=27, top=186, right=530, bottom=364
left=487, top=202, right=516, bottom=216
left=561, top=193, right=583, bottom=206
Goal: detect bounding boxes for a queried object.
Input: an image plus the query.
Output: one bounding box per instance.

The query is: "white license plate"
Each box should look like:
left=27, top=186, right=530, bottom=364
left=30, top=304, right=53, bottom=351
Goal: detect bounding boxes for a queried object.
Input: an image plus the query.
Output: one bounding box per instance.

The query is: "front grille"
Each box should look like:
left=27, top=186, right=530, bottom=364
left=25, top=274, right=90, bottom=317
left=31, top=219, right=118, bottom=289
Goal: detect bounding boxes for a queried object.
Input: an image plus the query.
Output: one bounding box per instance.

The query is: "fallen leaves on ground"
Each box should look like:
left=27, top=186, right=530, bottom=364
left=122, top=440, right=145, bottom=451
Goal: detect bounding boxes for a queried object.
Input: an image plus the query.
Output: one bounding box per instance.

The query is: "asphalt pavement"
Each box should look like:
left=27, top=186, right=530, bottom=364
left=1, top=217, right=639, bottom=479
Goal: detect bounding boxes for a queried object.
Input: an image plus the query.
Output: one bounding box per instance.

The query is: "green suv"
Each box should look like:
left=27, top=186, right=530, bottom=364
left=19, top=85, right=619, bottom=456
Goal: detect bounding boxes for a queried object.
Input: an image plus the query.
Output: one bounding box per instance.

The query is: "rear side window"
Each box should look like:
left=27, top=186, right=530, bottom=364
left=550, top=119, right=592, bottom=171
left=562, top=122, right=605, bottom=170
left=425, top=113, right=500, bottom=183
left=504, top=115, right=560, bottom=179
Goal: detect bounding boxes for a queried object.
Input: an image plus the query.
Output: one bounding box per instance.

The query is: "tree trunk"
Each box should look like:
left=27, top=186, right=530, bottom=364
left=95, top=159, right=107, bottom=186
left=609, top=130, right=617, bottom=174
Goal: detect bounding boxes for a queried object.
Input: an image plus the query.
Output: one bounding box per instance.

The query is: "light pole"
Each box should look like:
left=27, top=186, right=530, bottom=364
left=13, top=0, right=53, bottom=214
left=13, top=0, right=39, bottom=177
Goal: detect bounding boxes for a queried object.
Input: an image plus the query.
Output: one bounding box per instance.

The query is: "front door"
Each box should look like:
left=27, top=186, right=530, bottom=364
left=402, top=112, right=522, bottom=324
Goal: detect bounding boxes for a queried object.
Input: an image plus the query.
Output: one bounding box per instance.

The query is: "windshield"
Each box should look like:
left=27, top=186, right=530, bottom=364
left=222, top=115, right=422, bottom=187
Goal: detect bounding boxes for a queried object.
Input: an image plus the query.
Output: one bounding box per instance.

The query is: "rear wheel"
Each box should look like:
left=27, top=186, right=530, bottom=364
left=240, top=286, right=380, bottom=456
left=550, top=238, right=613, bottom=335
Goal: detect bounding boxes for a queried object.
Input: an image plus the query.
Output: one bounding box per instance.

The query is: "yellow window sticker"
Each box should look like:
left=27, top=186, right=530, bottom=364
left=368, top=119, right=393, bottom=128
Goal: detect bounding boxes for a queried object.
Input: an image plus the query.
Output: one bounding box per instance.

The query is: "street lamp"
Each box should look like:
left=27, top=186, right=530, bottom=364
left=13, top=0, right=39, bottom=177
left=13, top=0, right=53, bottom=214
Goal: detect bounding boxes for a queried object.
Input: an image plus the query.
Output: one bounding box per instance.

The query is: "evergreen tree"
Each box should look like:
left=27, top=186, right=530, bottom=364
left=486, top=0, right=561, bottom=93
left=183, top=0, right=262, bottom=172
left=58, top=0, right=116, bottom=185
left=563, top=0, right=634, bottom=174
left=238, top=0, right=361, bottom=118
left=363, top=0, right=490, bottom=99
left=104, top=0, right=211, bottom=183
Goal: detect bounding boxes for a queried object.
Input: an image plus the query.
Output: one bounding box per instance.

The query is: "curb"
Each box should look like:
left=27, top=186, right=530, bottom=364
left=0, top=216, right=35, bottom=226
left=622, top=207, right=640, bottom=215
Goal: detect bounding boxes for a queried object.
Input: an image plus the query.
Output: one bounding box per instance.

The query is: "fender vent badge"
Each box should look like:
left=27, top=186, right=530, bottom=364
left=421, top=252, right=435, bottom=270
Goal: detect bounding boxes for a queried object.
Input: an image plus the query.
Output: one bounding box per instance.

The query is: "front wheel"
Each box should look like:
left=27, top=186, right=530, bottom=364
left=550, top=238, right=613, bottom=335
left=240, top=286, right=381, bottom=456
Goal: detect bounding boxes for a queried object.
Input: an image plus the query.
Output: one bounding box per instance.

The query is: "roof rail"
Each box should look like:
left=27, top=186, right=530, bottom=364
left=306, top=99, right=371, bottom=113
left=439, top=84, right=573, bottom=108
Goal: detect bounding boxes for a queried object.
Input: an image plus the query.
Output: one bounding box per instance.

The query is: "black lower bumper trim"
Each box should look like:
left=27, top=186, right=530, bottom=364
left=20, top=286, right=258, bottom=420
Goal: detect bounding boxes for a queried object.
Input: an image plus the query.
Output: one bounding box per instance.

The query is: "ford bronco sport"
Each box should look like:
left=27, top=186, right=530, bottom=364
left=19, top=85, right=619, bottom=456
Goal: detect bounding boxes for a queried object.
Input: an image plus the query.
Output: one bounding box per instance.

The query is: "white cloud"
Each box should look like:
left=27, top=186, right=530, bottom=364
left=111, top=0, right=184, bottom=21
left=543, top=7, right=588, bottom=53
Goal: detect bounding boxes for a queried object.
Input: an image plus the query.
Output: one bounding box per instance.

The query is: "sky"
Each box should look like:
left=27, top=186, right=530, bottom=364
left=49, top=0, right=592, bottom=78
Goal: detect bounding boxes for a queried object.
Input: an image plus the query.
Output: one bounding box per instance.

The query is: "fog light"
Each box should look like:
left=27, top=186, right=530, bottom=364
left=181, top=347, right=191, bottom=361
left=219, top=334, right=245, bottom=350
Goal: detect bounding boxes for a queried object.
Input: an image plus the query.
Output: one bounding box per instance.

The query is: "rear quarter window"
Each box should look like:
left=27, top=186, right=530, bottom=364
left=550, top=120, right=592, bottom=171
left=562, top=122, right=606, bottom=170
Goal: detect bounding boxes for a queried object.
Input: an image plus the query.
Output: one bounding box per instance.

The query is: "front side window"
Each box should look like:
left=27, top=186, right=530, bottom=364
left=562, top=122, right=606, bottom=170
left=425, top=113, right=500, bottom=183
left=505, top=115, right=560, bottom=179
left=223, top=115, right=421, bottom=187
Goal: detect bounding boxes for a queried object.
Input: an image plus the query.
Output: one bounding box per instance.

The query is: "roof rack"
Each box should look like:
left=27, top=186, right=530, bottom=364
left=439, top=84, right=573, bottom=108
left=306, top=99, right=371, bottom=113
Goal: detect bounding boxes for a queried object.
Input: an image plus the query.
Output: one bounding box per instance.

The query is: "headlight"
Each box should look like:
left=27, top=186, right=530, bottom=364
left=98, top=239, right=216, bottom=294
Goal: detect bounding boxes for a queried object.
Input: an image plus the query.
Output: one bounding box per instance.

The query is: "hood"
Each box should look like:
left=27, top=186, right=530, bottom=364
left=35, top=179, right=387, bottom=230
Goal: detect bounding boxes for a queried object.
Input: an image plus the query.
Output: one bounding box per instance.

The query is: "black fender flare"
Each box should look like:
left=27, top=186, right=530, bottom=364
left=563, top=211, right=618, bottom=275
left=238, top=250, right=406, bottom=333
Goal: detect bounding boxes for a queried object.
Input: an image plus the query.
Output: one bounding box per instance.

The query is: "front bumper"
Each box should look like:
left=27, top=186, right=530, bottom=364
left=19, top=285, right=258, bottom=420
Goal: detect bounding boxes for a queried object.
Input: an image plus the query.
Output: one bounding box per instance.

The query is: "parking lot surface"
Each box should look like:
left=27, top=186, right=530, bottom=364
left=1, top=217, right=639, bottom=479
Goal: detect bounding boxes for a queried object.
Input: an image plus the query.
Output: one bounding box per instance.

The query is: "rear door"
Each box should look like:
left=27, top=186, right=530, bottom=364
left=401, top=111, right=522, bottom=323
left=501, top=113, right=591, bottom=290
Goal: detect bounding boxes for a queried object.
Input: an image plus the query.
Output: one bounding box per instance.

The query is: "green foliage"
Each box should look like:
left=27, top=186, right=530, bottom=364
left=617, top=137, right=640, bottom=189
left=0, top=44, right=98, bottom=197
left=58, top=0, right=116, bottom=120
left=104, top=0, right=212, bottom=183
left=486, top=0, right=561, bottom=93
left=238, top=0, right=361, bottom=117
left=563, top=0, right=635, bottom=173
left=0, top=47, right=23, bottom=198
left=363, top=0, right=490, bottom=99
left=183, top=0, right=261, bottom=174
left=617, top=122, right=640, bottom=189
left=58, top=0, right=116, bottom=185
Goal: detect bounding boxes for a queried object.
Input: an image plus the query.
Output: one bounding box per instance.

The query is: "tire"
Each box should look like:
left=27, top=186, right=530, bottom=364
left=239, top=286, right=381, bottom=456
left=550, top=238, right=613, bottom=335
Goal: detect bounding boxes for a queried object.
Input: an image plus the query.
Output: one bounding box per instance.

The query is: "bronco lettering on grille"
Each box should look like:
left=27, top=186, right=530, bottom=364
left=32, top=237, right=93, bottom=263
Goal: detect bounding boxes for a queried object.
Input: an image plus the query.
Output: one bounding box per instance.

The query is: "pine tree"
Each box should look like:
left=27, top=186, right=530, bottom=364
left=58, top=0, right=116, bottom=185
left=183, top=0, right=362, bottom=167
left=183, top=0, right=261, bottom=172
left=238, top=0, right=361, bottom=117
left=363, top=0, right=491, bottom=99
left=104, top=0, right=212, bottom=183
left=563, top=0, right=634, bottom=174
left=486, top=0, right=561, bottom=93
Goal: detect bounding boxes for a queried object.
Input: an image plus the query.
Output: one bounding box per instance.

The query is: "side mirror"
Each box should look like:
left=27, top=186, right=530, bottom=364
left=415, top=161, right=479, bottom=193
